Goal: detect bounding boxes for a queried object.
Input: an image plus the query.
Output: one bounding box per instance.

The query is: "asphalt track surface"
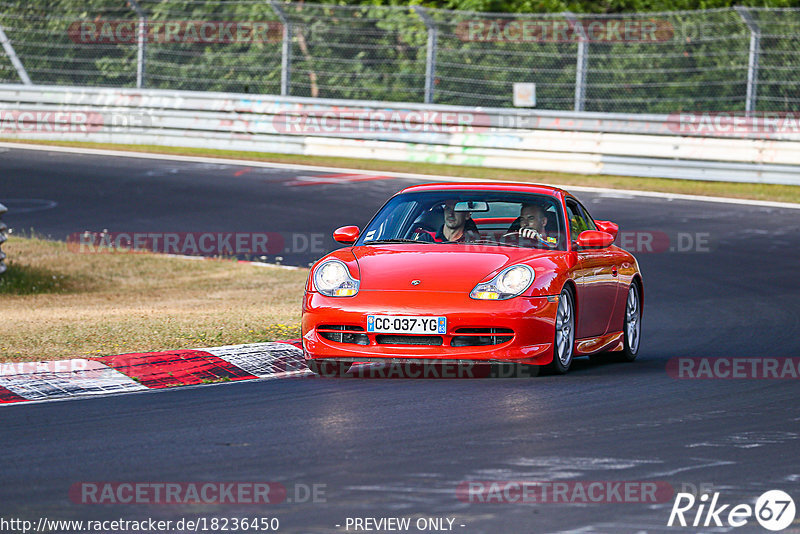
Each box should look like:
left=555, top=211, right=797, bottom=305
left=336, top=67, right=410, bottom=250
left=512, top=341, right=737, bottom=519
left=2, top=146, right=800, bottom=533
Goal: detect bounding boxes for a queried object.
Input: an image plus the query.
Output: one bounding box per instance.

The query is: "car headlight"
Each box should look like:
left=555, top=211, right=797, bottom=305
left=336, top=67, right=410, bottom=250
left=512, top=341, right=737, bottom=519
left=470, top=265, right=534, bottom=300
left=313, top=260, right=359, bottom=297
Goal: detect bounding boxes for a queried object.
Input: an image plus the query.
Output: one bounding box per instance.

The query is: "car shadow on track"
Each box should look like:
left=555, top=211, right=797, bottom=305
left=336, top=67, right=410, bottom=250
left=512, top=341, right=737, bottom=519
left=308, top=355, right=664, bottom=380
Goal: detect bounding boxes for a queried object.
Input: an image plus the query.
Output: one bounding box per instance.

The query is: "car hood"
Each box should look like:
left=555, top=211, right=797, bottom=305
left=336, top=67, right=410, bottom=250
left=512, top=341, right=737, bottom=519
left=351, top=244, right=555, bottom=292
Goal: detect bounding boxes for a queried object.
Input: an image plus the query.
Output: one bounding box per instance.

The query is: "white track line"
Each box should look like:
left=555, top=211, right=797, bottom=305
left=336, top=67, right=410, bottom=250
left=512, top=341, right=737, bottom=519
left=1, top=141, right=798, bottom=210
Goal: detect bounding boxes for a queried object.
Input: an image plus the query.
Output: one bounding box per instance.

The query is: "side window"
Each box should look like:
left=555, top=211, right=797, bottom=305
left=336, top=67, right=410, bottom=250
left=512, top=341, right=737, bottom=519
left=565, top=198, right=594, bottom=241
left=575, top=200, right=597, bottom=231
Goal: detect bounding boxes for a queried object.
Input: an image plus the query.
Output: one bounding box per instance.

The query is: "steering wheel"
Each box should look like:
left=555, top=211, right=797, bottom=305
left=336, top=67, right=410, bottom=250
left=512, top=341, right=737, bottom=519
left=503, top=230, right=557, bottom=249
left=406, top=225, right=436, bottom=242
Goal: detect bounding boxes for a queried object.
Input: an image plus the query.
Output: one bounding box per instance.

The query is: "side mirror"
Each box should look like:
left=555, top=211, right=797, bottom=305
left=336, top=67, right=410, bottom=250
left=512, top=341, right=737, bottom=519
left=594, top=220, right=619, bottom=240
left=575, top=230, right=615, bottom=250
left=333, top=225, right=360, bottom=245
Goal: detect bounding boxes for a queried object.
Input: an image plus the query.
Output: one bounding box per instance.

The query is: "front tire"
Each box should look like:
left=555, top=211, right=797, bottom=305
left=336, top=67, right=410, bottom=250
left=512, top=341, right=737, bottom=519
left=548, top=287, right=575, bottom=374
left=620, top=283, right=642, bottom=362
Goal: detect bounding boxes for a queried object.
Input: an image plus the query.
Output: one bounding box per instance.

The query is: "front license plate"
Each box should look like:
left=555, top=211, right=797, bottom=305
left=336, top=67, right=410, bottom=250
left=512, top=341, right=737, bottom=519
left=367, top=315, right=447, bottom=335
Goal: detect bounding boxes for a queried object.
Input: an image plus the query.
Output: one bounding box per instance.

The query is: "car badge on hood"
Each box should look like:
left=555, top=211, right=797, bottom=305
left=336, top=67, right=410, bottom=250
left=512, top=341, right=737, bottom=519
left=411, top=280, right=421, bottom=286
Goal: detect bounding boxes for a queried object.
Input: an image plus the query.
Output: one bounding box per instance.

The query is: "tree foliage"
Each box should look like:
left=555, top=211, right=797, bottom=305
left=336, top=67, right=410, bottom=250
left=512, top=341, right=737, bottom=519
left=0, top=0, right=797, bottom=112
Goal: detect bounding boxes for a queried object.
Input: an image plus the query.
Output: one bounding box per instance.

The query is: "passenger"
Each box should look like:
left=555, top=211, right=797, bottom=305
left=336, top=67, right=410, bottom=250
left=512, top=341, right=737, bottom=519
left=435, top=200, right=480, bottom=243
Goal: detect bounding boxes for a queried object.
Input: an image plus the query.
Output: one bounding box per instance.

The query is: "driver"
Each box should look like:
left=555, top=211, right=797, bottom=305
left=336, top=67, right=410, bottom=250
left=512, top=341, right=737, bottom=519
left=505, top=202, right=557, bottom=247
left=517, top=202, right=548, bottom=240
left=435, top=200, right=480, bottom=243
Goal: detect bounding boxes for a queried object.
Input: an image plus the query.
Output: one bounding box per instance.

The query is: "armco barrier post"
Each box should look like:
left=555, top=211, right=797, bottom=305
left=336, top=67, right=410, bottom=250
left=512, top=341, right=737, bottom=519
left=735, top=6, right=761, bottom=115
left=127, top=0, right=147, bottom=89
left=0, top=203, right=7, bottom=275
left=0, top=24, right=31, bottom=85
left=271, top=1, right=292, bottom=97
left=567, top=12, right=588, bottom=113
left=413, top=6, right=438, bottom=105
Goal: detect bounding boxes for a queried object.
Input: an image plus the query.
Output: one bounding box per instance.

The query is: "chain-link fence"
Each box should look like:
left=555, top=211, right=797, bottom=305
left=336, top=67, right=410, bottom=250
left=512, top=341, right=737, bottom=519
left=0, top=1, right=798, bottom=113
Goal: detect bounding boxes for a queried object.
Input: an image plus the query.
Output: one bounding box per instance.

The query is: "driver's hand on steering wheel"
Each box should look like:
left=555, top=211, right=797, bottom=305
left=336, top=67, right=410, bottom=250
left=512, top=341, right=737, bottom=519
left=519, top=228, right=542, bottom=240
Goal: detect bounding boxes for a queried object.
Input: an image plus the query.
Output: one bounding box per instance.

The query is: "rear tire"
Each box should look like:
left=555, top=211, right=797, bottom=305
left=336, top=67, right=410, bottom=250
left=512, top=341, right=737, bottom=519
left=547, top=287, right=575, bottom=375
left=619, top=283, right=642, bottom=362
left=307, top=359, right=352, bottom=377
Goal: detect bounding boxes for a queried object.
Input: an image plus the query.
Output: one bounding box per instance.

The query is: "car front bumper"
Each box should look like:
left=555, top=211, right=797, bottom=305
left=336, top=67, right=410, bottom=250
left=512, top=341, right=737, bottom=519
left=302, top=290, right=559, bottom=366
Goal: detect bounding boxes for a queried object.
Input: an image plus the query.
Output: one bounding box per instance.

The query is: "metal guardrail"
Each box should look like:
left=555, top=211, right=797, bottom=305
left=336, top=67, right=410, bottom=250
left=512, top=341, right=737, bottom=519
left=0, top=84, right=798, bottom=185
left=0, top=203, right=7, bottom=275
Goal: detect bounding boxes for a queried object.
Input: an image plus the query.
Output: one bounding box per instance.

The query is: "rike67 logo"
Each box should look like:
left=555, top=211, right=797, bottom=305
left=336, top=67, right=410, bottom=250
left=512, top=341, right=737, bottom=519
left=668, top=490, right=796, bottom=531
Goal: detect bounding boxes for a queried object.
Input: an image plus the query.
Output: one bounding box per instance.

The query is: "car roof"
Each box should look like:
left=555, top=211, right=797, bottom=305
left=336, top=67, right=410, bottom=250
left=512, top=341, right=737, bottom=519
left=397, top=182, right=569, bottom=198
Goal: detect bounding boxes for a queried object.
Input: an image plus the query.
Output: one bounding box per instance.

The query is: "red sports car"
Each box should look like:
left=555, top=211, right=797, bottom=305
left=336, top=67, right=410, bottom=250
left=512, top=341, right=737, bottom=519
left=302, top=183, right=643, bottom=375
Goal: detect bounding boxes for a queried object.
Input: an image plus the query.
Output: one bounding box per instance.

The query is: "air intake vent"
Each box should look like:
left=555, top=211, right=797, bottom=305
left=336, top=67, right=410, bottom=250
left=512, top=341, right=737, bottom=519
left=376, top=335, right=443, bottom=346
left=318, top=325, right=365, bottom=332
left=451, top=327, right=513, bottom=347
left=454, top=327, right=513, bottom=334
left=317, top=325, right=369, bottom=345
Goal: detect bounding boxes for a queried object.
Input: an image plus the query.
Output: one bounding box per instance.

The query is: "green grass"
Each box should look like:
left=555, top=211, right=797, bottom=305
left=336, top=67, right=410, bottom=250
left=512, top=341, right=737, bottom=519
left=3, top=139, right=799, bottom=204
left=0, top=260, right=76, bottom=295
left=1, top=236, right=307, bottom=362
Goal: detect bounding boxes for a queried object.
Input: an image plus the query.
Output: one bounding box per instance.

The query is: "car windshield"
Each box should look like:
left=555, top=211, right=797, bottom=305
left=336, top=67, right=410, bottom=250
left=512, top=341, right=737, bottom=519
left=356, top=190, right=567, bottom=251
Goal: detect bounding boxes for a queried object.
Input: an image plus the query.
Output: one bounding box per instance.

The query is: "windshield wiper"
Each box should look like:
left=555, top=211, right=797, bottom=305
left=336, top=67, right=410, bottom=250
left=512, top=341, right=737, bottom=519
left=365, top=238, right=432, bottom=244
left=471, top=239, right=526, bottom=248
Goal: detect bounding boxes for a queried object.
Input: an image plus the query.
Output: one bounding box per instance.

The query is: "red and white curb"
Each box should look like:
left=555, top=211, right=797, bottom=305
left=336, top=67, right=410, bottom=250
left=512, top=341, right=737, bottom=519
left=0, top=341, right=308, bottom=405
